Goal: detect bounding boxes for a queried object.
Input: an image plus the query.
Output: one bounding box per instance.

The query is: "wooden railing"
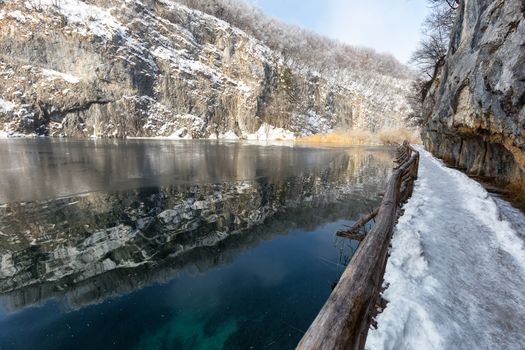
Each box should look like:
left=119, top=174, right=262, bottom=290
left=296, top=142, right=420, bottom=350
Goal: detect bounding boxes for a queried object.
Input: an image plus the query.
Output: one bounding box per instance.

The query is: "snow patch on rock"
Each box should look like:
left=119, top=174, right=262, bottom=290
left=0, top=98, right=16, bottom=113
left=25, top=0, right=126, bottom=39
left=41, top=68, right=80, bottom=84
left=245, top=123, right=295, bottom=141
left=218, top=130, right=240, bottom=140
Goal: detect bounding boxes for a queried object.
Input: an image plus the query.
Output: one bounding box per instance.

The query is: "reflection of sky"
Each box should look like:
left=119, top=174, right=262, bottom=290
left=250, top=0, right=431, bottom=64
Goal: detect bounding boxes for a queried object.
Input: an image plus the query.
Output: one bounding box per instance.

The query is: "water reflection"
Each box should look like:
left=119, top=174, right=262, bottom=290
left=0, top=139, right=354, bottom=203
left=0, top=140, right=394, bottom=350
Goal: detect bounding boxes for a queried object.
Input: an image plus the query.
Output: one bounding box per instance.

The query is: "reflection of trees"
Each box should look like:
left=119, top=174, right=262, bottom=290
left=0, top=145, right=394, bottom=311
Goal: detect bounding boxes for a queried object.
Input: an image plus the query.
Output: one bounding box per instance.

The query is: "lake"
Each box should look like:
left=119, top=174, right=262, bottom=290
left=0, top=139, right=394, bottom=350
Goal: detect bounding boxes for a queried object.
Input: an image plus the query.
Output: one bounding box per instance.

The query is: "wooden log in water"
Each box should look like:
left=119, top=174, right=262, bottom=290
left=337, top=208, right=379, bottom=238
left=338, top=233, right=366, bottom=241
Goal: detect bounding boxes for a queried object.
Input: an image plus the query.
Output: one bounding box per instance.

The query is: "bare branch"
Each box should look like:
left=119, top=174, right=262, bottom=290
left=407, top=0, right=459, bottom=126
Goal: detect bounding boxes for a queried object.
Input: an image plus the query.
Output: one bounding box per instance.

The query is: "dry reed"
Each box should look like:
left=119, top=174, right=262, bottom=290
left=297, top=128, right=421, bottom=146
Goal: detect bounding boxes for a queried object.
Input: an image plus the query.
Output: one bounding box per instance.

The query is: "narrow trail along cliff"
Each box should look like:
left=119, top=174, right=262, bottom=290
left=367, top=148, right=525, bottom=350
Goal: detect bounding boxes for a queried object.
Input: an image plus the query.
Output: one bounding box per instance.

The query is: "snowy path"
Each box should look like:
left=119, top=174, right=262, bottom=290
left=366, top=147, right=525, bottom=350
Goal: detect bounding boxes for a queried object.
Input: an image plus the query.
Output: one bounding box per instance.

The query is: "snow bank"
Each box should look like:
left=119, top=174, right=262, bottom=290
left=366, top=175, right=444, bottom=350
left=218, top=130, right=240, bottom=140
left=367, top=147, right=525, bottom=349
left=0, top=130, right=37, bottom=139
left=245, top=123, right=295, bottom=141
left=425, top=154, right=525, bottom=267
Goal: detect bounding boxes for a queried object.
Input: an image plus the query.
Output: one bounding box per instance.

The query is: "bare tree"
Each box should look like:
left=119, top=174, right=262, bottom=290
left=428, top=0, right=459, bottom=10
left=404, top=78, right=434, bottom=127
left=411, top=1, right=457, bottom=78
left=407, top=0, right=459, bottom=123
left=176, top=0, right=412, bottom=80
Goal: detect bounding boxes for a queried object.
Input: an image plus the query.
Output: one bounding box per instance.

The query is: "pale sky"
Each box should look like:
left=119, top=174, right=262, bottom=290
left=250, top=0, right=431, bottom=64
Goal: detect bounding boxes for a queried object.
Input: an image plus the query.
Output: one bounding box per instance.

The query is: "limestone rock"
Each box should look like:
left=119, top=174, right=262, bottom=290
left=422, top=0, right=525, bottom=189
left=0, top=0, right=412, bottom=139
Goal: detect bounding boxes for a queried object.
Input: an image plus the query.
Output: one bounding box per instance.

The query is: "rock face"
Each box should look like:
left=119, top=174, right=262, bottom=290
left=422, top=0, right=525, bottom=191
left=0, top=0, right=412, bottom=139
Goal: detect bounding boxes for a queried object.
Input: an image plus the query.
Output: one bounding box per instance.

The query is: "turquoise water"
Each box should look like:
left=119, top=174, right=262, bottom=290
left=0, top=139, right=394, bottom=350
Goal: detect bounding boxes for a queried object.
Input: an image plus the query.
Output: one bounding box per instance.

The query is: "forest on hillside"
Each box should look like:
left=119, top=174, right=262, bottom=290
left=177, top=0, right=413, bottom=81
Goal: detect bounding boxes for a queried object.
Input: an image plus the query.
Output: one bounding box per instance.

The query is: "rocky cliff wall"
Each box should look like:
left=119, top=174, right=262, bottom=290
left=0, top=0, right=412, bottom=139
left=422, top=0, right=525, bottom=192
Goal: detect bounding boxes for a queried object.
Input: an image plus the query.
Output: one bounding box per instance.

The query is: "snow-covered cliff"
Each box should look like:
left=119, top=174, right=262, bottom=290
left=0, top=0, right=412, bottom=139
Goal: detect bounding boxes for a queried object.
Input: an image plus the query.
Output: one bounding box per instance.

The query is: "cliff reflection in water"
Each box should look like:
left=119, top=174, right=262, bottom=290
left=0, top=140, right=395, bottom=312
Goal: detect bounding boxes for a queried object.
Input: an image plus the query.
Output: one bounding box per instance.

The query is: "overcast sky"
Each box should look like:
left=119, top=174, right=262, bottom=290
left=249, top=0, right=430, bottom=64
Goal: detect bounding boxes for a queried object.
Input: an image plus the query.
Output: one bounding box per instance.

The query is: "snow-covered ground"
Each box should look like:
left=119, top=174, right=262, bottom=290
left=494, top=197, right=525, bottom=240
left=367, top=147, right=525, bottom=350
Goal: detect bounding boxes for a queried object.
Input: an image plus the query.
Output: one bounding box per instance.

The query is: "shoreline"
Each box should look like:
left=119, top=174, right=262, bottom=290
left=0, top=134, right=404, bottom=149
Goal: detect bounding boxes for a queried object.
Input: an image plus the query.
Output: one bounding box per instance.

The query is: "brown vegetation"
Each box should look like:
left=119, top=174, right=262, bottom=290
left=504, top=182, right=525, bottom=212
left=296, top=128, right=421, bottom=146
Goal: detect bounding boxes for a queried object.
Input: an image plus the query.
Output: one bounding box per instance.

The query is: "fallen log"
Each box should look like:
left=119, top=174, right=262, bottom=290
left=338, top=233, right=366, bottom=241
left=337, top=208, right=379, bottom=238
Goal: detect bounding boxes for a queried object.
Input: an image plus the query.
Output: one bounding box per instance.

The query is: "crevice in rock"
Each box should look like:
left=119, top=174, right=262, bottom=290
left=457, top=137, right=464, bottom=167
left=62, top=99, right=114, bottom=115
left=40, top=99, right=114, bottom=122
left=479, top=140, right=488, bottom=176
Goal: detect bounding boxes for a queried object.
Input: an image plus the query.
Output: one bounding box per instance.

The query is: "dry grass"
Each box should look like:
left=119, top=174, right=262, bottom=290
left=504, top=181, right=525, bottom=212
left=297, top=128, right=421, bottom=146
left=377, top=128, right=422, bottom=145
left=297, top=129, right=375, bottom=145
